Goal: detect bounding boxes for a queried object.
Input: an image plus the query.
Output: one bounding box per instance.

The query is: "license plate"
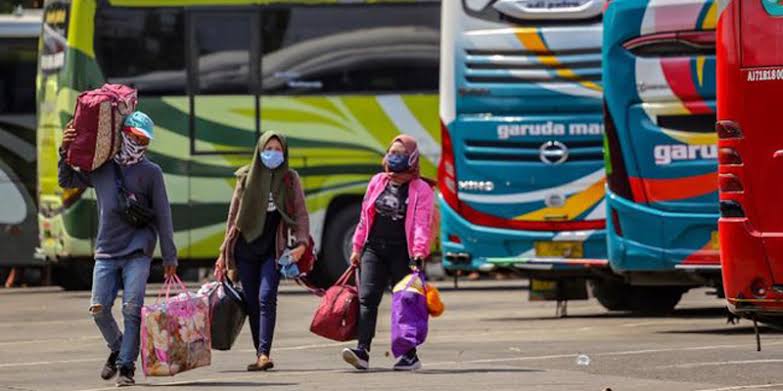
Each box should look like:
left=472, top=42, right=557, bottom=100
left=534, top=241, right=584, bottom=258
left=710, top=231, right=720, bottom=250
left=531, top=279, right=558, bottom=292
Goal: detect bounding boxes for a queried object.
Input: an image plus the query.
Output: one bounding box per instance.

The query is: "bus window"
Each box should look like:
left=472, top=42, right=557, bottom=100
left=0, top=37, right=37, bottom=113
left=261, top=4, right=440, bottom=95
left=94, top=7, right=186, bottom=95
left=188, top=11, right=259, bottom=152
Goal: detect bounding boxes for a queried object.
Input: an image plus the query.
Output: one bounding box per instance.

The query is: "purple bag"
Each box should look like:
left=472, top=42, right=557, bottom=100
left=390, top=272, right=429, bottom=358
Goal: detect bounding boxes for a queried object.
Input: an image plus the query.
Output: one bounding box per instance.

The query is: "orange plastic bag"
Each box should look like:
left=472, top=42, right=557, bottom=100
left=425, top=283, right=444, bottom=317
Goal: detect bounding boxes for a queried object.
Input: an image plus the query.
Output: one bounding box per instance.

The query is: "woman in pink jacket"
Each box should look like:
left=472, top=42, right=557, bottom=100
left=341, top=135, right=435, bottom=372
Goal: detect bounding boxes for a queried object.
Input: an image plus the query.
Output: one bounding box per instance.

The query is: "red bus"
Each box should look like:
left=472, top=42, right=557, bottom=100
left=717, top=0, right=783, bottom=320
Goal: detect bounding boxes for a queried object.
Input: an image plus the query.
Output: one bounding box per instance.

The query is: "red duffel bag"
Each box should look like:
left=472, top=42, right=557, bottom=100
left=66, top=84, right=138, bottom=172
left=310, top=265, right=360, bottom=341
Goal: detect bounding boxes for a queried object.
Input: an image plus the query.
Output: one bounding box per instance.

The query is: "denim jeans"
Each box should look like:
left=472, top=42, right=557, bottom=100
left=89, top=255, right=151, bottom=369
left=235, top=239, right=281, bottom=357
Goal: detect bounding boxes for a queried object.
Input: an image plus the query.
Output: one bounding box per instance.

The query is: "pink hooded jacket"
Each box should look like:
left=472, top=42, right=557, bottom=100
left=351, top=173, right=435, bottom=259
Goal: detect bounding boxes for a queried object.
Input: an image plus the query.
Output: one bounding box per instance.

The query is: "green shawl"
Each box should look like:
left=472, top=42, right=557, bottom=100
left=235, top=131, right=295, bottom=243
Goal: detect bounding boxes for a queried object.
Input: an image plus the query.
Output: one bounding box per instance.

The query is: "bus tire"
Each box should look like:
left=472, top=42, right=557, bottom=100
left=54, top=260, right=94, bottom=291
left=321, top=203, right=361, bottom=285
left=626, top=286, right=685, bottom=315
left=591, top=280, right=634, bottom=312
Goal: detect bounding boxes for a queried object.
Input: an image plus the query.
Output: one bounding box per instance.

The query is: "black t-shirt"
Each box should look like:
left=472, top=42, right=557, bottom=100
left=368, top=182, right=409, bottom=244
left=237, top=209, right=281, bottom=259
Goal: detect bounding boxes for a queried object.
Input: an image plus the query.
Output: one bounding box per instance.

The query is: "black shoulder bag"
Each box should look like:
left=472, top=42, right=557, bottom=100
left=113, top=162, right=156, bottom=228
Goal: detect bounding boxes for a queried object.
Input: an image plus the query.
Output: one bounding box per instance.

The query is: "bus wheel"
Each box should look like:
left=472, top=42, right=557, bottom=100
left=54, top=260, right=94, bottom=291
left=322, top=204, right=360, bottom=285
left=626, top=286, right=686, bottom=315
left=591, top=280, right=634, bottom=312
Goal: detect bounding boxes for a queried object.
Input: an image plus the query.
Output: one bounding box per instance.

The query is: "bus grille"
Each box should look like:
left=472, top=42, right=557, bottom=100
left=464, top=139, right=604, bottom=163
left=464, top=48, right=602, bottom=85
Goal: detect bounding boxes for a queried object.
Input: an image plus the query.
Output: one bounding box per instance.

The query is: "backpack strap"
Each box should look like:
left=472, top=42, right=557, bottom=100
left=112, top=162, right=127, bottom=192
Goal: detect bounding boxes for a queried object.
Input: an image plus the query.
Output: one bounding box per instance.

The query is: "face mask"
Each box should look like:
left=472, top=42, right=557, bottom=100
left=261, top=150, right=284, bottom=169
left=386, top=153, right=409, bottom=173
left=277, top=249, right=300, bottom=278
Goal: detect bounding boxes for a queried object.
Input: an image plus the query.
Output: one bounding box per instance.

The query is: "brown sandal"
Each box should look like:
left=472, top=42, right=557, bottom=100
left=247, top=357, right=274, bottom=371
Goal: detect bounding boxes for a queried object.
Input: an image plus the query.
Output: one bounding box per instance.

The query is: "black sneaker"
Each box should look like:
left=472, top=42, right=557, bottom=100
left=393, top=351, right=421, bottom=371
left=341, top=347, right=369, bottom=370
left=100, top=351, right=119, bottom=380
left=116, top=366, right=135, bottom=387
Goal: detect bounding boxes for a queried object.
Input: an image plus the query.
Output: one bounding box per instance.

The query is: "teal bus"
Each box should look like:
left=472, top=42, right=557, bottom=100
left=438, top=0, right=607, bottom=302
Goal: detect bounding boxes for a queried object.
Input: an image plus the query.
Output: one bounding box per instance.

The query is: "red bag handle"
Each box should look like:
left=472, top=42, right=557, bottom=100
left=335, top=265, right=360, bottom=287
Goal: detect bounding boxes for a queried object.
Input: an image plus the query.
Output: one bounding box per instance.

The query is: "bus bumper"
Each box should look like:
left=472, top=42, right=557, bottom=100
left=439, top=197, right=607, bottom=273
left=606, top=191, right=721, bottom=283
left=721, top=217, right=783, bottom=317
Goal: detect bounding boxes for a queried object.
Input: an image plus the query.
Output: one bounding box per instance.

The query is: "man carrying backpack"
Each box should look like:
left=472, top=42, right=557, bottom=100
left=58, top=111, right=177, bottom=387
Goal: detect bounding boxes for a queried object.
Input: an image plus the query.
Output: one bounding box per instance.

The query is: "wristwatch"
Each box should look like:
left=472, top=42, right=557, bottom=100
left=409, top=258, right=423, bottom=269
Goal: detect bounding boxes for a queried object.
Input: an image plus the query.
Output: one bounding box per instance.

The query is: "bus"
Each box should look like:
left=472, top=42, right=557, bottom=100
left=602, top=0, right=719, bottom=312
left=438, top=0, right=608, bottom=296
left=717, top=0, right=783, bottom=320
left=0, top=10, right=40, bottom=268
left=36, top=0, right=440, bottom=289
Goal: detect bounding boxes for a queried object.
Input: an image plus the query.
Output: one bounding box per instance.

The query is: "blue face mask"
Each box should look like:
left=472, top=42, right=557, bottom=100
left=277, top=250, right=300, bottom=278
left=386, top=153, right=409, bottom=173
left=261, top=150, right=284, bottom=169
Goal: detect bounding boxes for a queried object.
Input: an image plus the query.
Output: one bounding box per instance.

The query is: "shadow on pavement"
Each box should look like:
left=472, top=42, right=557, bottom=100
left=484, top=306, right=730, bottom=322
left=658, top=325, right=783, bottom=335
left=414, top=368, right=543, bottom=375
left=149, top=381, right=297, bottom=387
left=218, top=369, right=337, bottom=374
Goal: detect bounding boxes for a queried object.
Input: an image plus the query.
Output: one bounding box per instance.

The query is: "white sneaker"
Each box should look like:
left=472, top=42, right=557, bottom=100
left=342, top=348, right=369, bottom=370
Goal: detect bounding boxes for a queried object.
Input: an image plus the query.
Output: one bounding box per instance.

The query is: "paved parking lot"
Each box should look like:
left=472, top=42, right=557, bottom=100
left=1, top=281, right=782, bottom=391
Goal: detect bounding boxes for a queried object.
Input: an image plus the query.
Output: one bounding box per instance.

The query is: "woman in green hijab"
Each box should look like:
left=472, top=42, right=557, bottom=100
left=215, top=131, right=310, bottom=371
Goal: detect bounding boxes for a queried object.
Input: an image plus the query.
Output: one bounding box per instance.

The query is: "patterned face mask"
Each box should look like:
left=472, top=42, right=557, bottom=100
left=114, top=131, right=148, bottom=166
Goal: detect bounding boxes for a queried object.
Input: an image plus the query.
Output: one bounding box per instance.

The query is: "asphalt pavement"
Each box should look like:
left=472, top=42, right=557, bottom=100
left=1, top=281, right=782, bottom=391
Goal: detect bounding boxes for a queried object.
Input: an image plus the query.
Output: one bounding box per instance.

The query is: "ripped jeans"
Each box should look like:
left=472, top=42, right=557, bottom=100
left=89, top=255, right=151, bottom=369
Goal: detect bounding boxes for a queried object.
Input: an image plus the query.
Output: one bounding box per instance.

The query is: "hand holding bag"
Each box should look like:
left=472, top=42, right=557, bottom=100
left=141, top=275, right=211, bottom=376
left=309, top=265, right=360, bottom=341
left=198, top=274, right=246, bottom=351
left=391, top=271, right=429, bottom=358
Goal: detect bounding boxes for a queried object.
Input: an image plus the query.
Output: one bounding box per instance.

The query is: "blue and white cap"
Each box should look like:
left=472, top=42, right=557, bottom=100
left=123, top=111, right=155, bottom=140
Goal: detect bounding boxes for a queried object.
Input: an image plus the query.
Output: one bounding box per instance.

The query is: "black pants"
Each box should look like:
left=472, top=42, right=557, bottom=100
left=357, top=240, right=410, bottom=351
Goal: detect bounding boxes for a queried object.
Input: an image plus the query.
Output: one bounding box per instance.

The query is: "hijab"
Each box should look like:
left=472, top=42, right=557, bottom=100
left=235, top=131, right=295, bottom=243
left=383, top=134, right=421, bottom=184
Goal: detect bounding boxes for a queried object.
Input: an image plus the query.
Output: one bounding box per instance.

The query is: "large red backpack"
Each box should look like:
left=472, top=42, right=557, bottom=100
left=67, top=84, right=137, bottom=172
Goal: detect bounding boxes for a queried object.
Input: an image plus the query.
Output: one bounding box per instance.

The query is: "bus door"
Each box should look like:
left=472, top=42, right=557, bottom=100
left=186, top=10, right=262, bottom=258
left=733, top=0, right=783, bottom=284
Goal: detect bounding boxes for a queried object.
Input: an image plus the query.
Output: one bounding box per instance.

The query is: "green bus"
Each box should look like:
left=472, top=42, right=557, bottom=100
left=37, top=0, right=440, bottom=289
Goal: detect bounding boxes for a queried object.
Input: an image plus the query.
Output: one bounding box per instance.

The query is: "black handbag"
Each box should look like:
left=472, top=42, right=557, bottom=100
left=113, top=162, right=155, bottom=228
left=209, top=279, right=247, bottom=351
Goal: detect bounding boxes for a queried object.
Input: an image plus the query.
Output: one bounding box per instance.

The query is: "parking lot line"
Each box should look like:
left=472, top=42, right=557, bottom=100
left=695, top=384, right=783, bottom=391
